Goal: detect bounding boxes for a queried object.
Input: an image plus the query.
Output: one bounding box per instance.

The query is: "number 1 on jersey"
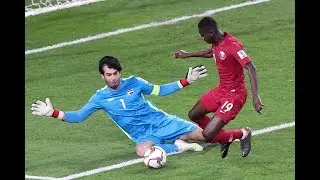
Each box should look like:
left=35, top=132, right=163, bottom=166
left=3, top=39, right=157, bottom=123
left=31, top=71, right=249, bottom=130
left=120, top=99, right=126, bottom=109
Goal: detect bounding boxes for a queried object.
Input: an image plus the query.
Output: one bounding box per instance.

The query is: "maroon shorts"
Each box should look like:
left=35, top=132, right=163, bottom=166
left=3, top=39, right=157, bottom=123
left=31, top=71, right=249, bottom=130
left=200, top=87, right=247, bottom=124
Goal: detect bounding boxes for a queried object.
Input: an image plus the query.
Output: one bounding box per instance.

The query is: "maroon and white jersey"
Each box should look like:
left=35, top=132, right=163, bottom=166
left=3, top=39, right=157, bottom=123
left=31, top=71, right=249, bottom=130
left=211, top=32, right=252, bottom=92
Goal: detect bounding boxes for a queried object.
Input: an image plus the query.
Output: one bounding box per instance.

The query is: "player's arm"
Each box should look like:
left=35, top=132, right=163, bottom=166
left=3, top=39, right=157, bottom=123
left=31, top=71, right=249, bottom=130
left=232, top=46, right=264, bottom=113
left=139, top=66, right=208, bottom=96
left=244, top=62, right=264, bottom=113
left=31, top=98, right=100, bottom=123
left=173, top=49, right=213, bottom=59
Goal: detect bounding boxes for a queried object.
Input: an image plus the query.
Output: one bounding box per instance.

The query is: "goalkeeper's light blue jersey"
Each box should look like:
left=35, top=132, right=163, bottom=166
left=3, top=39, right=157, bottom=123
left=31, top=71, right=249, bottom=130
left=63, top=76, right=195, bottom=143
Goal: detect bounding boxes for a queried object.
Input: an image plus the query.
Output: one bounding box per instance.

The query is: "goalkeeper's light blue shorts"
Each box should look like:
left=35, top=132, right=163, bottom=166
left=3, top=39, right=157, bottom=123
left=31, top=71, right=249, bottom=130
left=132, top=114, right=198, bottom=144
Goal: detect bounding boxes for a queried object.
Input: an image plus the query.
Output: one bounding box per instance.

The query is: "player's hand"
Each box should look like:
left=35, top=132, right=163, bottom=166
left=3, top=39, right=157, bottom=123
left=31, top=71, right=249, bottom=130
left=186, top=65, right=208, bottom=84
left=174, top=50, right=189, bottom=59
left=253, top=95, right=264, bottom=113
left=31, top=98, right=54, bottom=117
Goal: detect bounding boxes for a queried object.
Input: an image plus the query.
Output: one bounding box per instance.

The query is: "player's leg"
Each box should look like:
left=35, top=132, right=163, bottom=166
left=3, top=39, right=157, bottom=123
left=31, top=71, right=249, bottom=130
left=202, top=114, right=234, bottom=158
left=175, top=126, right=205, bottom=152
left=167, top=114, right=248, bottom=157
left=188, top=88, right=220, bottom=129
left=153, top=115, right=204, bottom=152
left=178, top=114, right=243, bottom=158
left=188, top=100, right=212, bottom=129
left=204, top=91, right=252, bottom=158
left=178, top=126, right=204, bottom=141
left=203, top=116, right=252, bottom=158
left=186, top=88, right=233, bottom=157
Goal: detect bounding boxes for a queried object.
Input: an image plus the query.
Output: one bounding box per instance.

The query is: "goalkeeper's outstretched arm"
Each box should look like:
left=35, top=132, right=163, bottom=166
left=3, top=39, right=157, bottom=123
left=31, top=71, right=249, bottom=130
left=31, top=98, right=100, bottom=123
left=149, top=66, right=208, bottom=96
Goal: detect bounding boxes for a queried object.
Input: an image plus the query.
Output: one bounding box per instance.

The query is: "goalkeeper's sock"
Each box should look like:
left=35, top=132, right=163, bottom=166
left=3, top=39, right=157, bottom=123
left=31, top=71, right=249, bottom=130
left=196, top=115, right=211, bottom=129
left=209, top=129, right=243, bottom=143
left=155, top=144, right=179, bottom=154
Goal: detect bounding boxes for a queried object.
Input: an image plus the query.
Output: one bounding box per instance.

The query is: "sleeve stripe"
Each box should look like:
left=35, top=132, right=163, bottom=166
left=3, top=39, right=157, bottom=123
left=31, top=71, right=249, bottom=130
left=177, top=80, right=183, bottom=89
left=151, top=85, right=160, bottom=95
left=58, top=111, right=65, bottom=120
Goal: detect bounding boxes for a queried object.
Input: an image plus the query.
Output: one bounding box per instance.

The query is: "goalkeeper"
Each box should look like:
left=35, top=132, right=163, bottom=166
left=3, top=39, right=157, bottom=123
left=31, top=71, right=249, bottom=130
left=31, top=55, right=209, bottom=157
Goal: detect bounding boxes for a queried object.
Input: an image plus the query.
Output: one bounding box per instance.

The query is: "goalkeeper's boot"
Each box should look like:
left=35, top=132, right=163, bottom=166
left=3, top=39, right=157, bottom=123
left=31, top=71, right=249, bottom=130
left=220, top=142, right=232, bottom=158
left=174, top=139, right=203, bottom=152
left=240, top=127, right=252, bottom=157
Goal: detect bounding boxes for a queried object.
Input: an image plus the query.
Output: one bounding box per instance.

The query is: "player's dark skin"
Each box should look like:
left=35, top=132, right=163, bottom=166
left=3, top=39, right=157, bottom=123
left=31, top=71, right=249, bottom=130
left=174, top=26, right=263, bottom=142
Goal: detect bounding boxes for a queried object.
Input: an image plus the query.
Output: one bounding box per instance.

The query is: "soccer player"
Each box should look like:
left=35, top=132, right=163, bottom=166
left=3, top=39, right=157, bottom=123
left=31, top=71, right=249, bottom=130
left=31, top=55, right=209, bottom=157
left=173, top=16, right=264, bottom=158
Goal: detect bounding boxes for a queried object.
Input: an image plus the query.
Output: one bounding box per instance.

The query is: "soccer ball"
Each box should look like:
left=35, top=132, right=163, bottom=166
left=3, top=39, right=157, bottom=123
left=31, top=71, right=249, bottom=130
left=143, top=146, right=167, bottom=169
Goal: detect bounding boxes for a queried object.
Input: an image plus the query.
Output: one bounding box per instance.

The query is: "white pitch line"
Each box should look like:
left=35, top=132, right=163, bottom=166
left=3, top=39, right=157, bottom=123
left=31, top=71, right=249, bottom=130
left=25, top=0, right=271, bottom=55
left=252, top=121, right=295, bottom=135
left=25, top=175, right=58, bottom=180
left=25, top=0, right=105, bottom=17
left=26, top=121, right=294, bottom=180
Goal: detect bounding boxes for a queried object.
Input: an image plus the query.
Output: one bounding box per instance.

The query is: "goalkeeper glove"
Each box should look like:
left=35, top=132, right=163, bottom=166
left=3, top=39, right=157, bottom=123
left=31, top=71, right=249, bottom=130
left=179, top=65, right=208, bottom=87
left=31, top=98, right=64, bottom=119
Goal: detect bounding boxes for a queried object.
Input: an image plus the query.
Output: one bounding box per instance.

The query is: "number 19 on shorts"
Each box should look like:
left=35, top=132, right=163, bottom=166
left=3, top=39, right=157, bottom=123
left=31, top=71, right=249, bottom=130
left=219, top=101, right=233, bottom=114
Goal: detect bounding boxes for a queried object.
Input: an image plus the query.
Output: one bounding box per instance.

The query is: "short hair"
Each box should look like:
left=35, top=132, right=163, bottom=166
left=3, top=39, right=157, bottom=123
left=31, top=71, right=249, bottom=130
left=99, top=56, right=123, bottom=74
left=198, top=16, right=218, bottom=30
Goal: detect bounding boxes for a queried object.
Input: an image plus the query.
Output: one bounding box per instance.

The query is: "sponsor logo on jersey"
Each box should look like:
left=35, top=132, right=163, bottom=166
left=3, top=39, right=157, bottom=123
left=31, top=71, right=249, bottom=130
left=127, top=89, right=134, bottom=95
left=219, top=51, right=226, bottom=60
